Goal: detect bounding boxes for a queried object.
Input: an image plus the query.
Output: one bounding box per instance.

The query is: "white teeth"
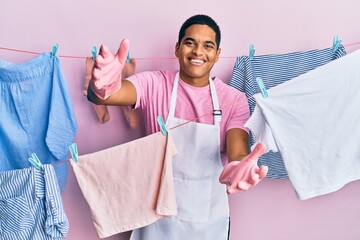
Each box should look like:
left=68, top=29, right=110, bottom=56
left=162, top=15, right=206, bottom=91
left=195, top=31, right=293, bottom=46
left=191, top=59, right=204, bottom=64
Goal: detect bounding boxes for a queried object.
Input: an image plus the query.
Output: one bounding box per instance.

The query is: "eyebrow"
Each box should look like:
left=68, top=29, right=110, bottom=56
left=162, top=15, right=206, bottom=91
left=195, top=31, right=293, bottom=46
left=183, top=37, right=216, bottom=46
left=183, top=37, right=195, bottom=42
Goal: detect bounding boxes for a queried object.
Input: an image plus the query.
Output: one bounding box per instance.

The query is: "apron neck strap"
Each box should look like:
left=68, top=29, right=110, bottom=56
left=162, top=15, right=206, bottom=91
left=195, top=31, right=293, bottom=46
left=167, top=71, right=221, bottom=125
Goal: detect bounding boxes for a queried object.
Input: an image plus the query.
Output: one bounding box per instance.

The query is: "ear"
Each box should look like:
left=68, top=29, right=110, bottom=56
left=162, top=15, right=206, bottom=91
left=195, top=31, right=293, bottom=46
left=215, top=47, right=221, bottom=63
left=175, top=42, right=180, bottom=57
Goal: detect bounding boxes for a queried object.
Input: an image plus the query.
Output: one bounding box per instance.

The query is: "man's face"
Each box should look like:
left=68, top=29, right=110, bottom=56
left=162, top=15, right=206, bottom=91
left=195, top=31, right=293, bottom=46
left=175, top=24, right=221, bottom=86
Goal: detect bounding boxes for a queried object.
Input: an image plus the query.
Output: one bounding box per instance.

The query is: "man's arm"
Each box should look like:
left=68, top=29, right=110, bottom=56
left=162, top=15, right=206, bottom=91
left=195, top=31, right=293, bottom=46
left=226, top=128, right=249, bottom=162
left=87, top=79, right=137, bottom=106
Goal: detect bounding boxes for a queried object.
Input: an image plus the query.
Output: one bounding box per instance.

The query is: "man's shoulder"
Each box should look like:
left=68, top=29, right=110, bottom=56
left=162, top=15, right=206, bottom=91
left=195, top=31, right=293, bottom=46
left=133, top=70, right=175, bottom=78
left=129, top=70, right=176, bottom=85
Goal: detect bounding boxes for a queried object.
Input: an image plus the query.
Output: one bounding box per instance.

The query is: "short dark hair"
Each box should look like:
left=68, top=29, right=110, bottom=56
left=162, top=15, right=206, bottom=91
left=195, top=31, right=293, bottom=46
left=178, top=14, right=221, bottom=49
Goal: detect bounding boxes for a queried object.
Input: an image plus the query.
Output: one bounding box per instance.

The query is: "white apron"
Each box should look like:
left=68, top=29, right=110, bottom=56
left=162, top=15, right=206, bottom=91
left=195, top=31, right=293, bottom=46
left=130, top=72, right=229, bottom=240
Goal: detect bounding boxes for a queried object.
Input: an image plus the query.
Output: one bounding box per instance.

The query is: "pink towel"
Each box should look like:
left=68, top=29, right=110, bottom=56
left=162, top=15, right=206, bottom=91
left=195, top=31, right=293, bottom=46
left=70, top=132, right=178, bottom=238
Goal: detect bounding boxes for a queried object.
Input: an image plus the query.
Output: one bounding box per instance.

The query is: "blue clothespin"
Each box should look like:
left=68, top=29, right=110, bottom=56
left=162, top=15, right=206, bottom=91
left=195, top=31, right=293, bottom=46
left=249, top=44, right=255, bottom=60
left=157, top=115, right=168, bottom=136
left=256, top=77, right=268, bottom=98
left=126, top=50, right=131, bottom=63
left=69, top=143, right=79, bottom=163
left=92, top=46, right=97, bottom=61
left=28, top=153, right=43, bottom=171
left=332, top=36, right=342, bottom=53
left=51, top=43, right=59, bottom=59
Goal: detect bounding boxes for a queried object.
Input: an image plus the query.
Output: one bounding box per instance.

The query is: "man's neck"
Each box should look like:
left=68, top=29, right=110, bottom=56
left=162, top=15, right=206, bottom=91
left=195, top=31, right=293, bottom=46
left=179, top=73, right=211, bottom=87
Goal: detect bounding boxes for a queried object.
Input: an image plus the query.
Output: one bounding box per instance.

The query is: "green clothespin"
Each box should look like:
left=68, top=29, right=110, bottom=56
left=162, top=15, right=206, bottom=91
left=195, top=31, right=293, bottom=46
left=69, top=143, right=79, bottom=163
left=92, top=46, right=97, bottom=61
left=157, top=115, right=168, bottom=136
left=51, top=43, right=59, bottom=59
left=28, top=153, right=43, bottom=171
left=249, top=44, right=255, bottom=60
left=256, top=77, right=269, bottom=98
left=332, top=36, right=342, bottom=53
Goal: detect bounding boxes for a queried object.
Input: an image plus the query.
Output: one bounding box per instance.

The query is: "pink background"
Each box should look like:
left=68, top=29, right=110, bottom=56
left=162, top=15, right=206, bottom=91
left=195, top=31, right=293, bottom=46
left=1, top=0, right=360, bottom=239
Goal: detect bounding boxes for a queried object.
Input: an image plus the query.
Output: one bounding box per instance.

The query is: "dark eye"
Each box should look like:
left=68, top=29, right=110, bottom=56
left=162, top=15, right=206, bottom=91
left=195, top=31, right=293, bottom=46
left=205, top=44, right=214, bottom=49
left=184, top=41, right=194, bottom=46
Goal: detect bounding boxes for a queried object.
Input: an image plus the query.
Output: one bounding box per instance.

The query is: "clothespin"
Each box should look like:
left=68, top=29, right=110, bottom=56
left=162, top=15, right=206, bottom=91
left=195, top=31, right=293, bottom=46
left=51, top=43, right=59, bottom=59
left=69, top=143, right=79, bottom=163
left=28, top=153, right=43, bottom=171
left=126, top=50, right=131, bottom=63
left=92, top=46, right=97, bottom=61
left=332, top=36, right=342, bottom=53
left=256, top=77, right=268, bottom=98
left=249, top=44, right=255, bottom=60
left=157, top=115, right=168, bottom=136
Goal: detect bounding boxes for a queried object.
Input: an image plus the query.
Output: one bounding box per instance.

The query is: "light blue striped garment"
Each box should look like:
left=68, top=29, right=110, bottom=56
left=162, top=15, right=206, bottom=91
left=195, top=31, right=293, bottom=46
left=0, top=164, right=69, bottom=240
left=0, top=52, right=78, bottom=192
left=229, top=45, right=346, bottom=178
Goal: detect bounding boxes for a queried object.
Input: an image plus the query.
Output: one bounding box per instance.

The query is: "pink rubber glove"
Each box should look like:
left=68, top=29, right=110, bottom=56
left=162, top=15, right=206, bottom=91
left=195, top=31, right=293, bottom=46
left=90, top=39, right=130, bottom=100
left=219, top=143, right=268, bottom=194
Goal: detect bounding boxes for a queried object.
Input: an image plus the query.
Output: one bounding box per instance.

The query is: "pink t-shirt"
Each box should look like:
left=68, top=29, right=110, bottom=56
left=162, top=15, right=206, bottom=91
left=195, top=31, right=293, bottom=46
left=127, top=70, right=250, bottom=157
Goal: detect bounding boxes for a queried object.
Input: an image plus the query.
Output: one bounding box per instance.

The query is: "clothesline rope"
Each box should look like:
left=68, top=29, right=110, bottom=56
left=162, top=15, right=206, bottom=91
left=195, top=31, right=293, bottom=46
left=53, top=94, right=252, bottom=166
left=1, top=41, right=360, bottom=60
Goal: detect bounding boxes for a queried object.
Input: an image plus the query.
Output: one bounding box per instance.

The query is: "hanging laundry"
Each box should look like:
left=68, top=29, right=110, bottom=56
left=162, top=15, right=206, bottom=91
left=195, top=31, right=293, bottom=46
left=70, top=131, right=178, bottom=238
left=84, top=57, right=110, bottom=124
left=121, top=58, right=140, bottom=129
left=229, top=45, right=346, bottom=179
left=245, top=48, right=360, bottom=200
left=84, top=57, right=140, bottom=128
left=0, top=164, right=69, bottom=239
left=0, top=52, right=78, bottom=192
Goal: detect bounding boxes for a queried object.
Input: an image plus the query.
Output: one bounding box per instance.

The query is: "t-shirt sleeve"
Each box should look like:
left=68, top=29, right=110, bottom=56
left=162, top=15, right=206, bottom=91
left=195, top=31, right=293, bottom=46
left=126, top=71, right=164, bottom=110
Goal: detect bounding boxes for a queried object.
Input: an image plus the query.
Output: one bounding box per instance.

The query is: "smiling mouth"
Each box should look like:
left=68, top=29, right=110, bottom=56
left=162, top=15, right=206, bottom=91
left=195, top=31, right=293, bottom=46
left=190, top=58, right=205, bottom=65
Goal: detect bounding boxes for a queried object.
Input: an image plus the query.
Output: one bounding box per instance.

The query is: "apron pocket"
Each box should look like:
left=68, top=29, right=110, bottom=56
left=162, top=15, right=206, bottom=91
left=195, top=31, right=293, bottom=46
left=173, top=178, right=211, bottom=223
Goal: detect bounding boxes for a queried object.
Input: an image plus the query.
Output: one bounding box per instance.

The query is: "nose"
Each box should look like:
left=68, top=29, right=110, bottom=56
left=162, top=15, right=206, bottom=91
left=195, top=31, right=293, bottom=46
left=192, top=44, right=204, bottom=55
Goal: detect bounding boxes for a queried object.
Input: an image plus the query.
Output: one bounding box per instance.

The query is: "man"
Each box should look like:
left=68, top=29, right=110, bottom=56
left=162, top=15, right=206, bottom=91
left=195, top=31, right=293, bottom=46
left=88, top=14, right=267, bottom=240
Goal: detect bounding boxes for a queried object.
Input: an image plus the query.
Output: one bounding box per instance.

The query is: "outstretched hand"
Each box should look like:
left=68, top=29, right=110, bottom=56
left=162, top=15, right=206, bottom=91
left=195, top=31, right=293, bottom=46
left=90, top=39, right=130, bottom=100
left=219, top=143, right=268, bottom=194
